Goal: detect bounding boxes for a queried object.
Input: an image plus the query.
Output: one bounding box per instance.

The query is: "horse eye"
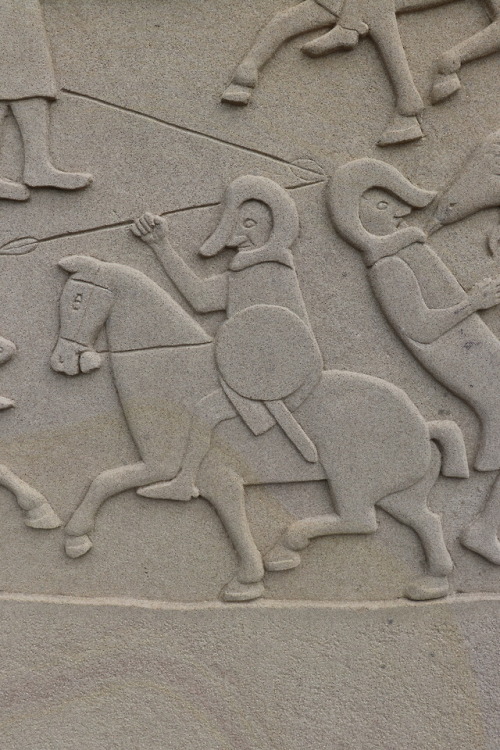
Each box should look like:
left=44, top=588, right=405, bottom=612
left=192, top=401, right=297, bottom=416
left=377, top=201, right=389, bottom=210
left=243, top=218, right=256, bottom=228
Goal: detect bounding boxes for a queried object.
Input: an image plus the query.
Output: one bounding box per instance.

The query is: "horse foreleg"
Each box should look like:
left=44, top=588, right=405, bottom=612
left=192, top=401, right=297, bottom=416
left=64, top=461, right=175, bottom=558
left=221, top=0, right=334, bottom=105
left=378, top=443, right=452, bottom=601
left=0, top=464, right=61, bottom=529
left=432, top=18, right=500, bottom=102
left=364, top=7, right=425, bottom=145
left=198, top=451, right=264, bottom=602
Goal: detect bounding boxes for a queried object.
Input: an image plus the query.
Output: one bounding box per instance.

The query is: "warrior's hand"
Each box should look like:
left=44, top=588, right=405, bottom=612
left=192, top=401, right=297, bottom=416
left=131, top=213, right=167, bottom=247
left=469, top=275, right=500, bottom=310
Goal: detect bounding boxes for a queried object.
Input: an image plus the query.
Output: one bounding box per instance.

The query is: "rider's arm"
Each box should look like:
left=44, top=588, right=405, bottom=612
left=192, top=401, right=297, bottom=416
left=150, top=237, right=228, bottom=313
left=369, top=256, right=490, bottom=344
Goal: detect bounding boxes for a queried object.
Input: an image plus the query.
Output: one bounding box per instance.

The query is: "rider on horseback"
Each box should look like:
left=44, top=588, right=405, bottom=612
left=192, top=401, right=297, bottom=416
left=132, top=176, right=323, bottom=502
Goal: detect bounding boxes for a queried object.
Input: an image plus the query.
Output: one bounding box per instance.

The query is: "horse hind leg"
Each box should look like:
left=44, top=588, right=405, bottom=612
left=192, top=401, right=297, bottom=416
left=221, top=0, right=334, bottom=105
left=431, top=18, right=500, bottom=103
left=0, top=464, right=61, bottom=529
left=197, top=452, right=265, bottom=602
left=378, top=442, right=453, bottom=601
left=64, top=461, right=176, bottom=558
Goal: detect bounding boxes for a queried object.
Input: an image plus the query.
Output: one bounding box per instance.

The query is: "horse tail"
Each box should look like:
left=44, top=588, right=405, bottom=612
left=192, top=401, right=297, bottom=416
left=428, top=420, right=469, bottom=478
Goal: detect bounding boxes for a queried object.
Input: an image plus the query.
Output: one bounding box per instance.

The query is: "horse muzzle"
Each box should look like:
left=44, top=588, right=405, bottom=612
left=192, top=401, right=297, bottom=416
left=51, top=338, right=102, bottom=376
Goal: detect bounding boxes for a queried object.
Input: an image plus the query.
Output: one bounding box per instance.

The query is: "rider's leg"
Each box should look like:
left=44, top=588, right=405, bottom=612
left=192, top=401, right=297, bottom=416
left=364, top=6, right=425, bottom=145
left=0, top=103, right=29, bottom=200
left=461, top=471, right=500, bottom=565
left=64, top=460, right=177, bottom=557
left=0, top=464, right=61, bottom=529
left=431, top=18, right=500, bottom=102
left=222, top=1, right=335, bottom=104
left=10, top=98, right=92, bottom=190
left=303, top=0, right=369, bottom=57
left=137, top=389, right=237, bottom=502
left=198, top=450, right=265, bottom=602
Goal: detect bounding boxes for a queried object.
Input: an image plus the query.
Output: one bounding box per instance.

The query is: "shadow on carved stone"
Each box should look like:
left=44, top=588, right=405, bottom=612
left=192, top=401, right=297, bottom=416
left=50, top=176, right=470, bottom=602
left=328, top=156, right=500, bottom=565
left=221, top=0, right=500, bottom=146
left=0, top=0, right=92, bottom=199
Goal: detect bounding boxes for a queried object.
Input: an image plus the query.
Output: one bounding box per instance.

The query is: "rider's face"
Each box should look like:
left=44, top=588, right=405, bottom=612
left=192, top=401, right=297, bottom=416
left=359, top=189, right=412, bottom=236
left=227, top=200, right=273, bottom=250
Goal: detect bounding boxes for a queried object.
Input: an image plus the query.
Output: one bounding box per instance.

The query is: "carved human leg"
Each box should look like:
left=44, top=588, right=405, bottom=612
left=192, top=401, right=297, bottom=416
left=138, top=389, right=237, bottom=502
left=222, top=0, right=334, bottom=104
left=378, top=443, right=452, bottom=600
left=0, top=103, right=30, bottom=201
left=461, top=472, right=500, bottom=565
left=198, top=452, right=265, bottom=602
left=64, top=461, right=177, bottom=557
left=0, top=464, right=61, bottom=529
left=431, top=16, right=500, bottom=102
left=10, top=98, right=92, bottom=190
left=363, top=6, right=425, bottom=145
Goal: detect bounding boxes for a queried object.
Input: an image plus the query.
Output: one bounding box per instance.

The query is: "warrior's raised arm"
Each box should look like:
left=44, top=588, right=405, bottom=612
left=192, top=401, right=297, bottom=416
left=131, top=213, right=228, bottom=313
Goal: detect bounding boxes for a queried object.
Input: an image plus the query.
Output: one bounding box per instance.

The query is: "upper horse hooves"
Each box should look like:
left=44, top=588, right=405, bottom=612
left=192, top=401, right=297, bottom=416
left=263, top=543, right=302, bottom=571
left=65, top=534, right=93, bottom=558
left=431, top=73, right=461, bottom=104
left=221, top=578, right=265, bottom=602
left=377, top=115, right=423, bottom=147
left=24, top=502, right=62, bottom=530
left=405, top=575, right=449, bottom=601
left=221, top=84, right=252, bottom=106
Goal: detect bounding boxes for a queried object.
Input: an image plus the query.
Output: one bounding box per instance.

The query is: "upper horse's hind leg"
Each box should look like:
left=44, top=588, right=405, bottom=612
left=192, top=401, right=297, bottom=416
left=64, top=461, right=176, bottom=557
left=378, top=443, right=452, bottom=601
left=431, top=17, right=500, bottom=102
left=221, top=0, right=334, bottom=104
left=197, top=451, right=264, bottom=602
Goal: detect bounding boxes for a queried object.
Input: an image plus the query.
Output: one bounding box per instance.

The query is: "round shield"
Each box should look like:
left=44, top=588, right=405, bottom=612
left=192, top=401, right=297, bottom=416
left=215, top=304, right=321, bottom=401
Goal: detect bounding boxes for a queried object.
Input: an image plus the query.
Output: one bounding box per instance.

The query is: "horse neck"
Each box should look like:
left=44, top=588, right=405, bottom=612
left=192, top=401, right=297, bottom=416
left=102, top=263, right=212, bottom=352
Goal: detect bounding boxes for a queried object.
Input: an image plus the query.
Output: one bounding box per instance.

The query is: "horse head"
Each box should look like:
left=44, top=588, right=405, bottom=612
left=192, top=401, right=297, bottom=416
left=51, top=255, right=114, bottom=376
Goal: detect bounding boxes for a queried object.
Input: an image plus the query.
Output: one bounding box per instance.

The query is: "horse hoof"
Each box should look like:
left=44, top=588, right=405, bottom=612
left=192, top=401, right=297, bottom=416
left=263, top=543, right=302, bottom=571
left=221, top=84, right=252, bottom=106
left=377, top=115, right=423, bottom=147
left=221, top=578, right=265, bottom=602
left=405, top=575, right=449, bottom=601
left=65, top=534, right=93, bottom=558
left=24, top=502, right=62, bottom=530
left=431, top=73, right=461, bottom=104
left=460, top=524, right=500, bottom=565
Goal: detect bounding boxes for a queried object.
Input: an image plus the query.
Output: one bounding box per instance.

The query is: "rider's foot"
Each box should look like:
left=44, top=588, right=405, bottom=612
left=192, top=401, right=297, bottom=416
left=137, top=476, right=199, bottom=502
left=302, top=25, right=365, bottom=57
left=0, top=178, right=30, bottom=201
left=264, top=542, right=302, bottom=571
left=25, top=501, right=62, bottom=530
left=24, top=164, right=93, bottom=191
left=378, top=114, right=423, bottom=147
left=460, top=522, right=500, bottom=565
left=405, top=575, right=449, bottom=601
left=431, top=73, right=461, bottom=104
left=221, top=576, right=265, bottom=602
left=65, top=534, right=93, bottom=558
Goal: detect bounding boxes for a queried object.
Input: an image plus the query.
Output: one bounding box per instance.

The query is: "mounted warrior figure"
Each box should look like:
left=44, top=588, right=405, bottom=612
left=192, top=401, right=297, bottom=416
left=132, top=176, right=323, bottom=503
left=328, top=158, right=500, bottom=564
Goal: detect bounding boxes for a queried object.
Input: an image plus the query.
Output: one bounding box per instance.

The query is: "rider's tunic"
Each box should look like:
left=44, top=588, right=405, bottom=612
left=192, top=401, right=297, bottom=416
left=0, top=0, right=57, bottom=101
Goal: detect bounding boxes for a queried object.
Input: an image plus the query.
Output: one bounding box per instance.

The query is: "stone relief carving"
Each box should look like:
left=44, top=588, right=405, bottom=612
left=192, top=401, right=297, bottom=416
left=48, top=177, right=473, bottom=602
left=221, top=0, right=500, bottom=145
left=328, top=155, right=500, bottom=566
left=0, top=334, right=60, bottom=530
left=0, top=0, right=92, bottom=201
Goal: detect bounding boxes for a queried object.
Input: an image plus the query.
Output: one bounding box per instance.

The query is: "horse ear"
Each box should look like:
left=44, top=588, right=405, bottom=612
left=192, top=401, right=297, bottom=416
left=58, top=255, right=100, bottom=275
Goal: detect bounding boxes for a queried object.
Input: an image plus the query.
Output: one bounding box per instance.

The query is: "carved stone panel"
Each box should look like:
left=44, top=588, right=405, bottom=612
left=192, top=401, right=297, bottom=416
left=1, top=2, right=500, bottom=748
